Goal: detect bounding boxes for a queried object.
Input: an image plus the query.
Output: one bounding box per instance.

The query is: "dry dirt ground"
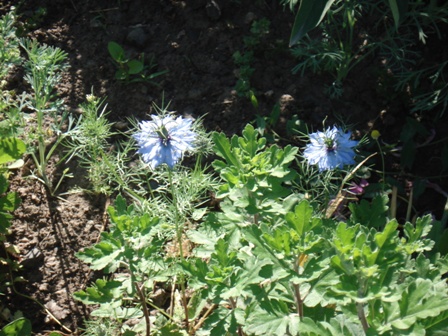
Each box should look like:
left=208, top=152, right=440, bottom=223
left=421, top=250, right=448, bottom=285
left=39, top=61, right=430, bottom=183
left=1, top=0, right=448, bottom=335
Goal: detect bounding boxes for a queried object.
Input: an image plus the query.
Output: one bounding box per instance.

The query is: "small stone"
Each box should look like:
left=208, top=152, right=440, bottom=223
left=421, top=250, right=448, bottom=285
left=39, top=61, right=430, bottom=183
left=126, top=27, right=148, bottom=48
left=244, top=12, right=257, bottom=25
left=45, top=300, right=69, bottom=321
left=264, top=90, right=274, bottom=98
left=21, top=247, right=44, bottom=269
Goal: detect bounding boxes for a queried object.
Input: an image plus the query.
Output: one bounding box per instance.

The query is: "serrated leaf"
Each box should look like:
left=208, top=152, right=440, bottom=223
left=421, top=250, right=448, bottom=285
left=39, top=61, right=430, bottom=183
left=76, top=239, right=124, bottom=271
left=404, top=215, right=432, bottom=249
left=384, top=278, right=448, bottom=331
left=269, top=145, right=298, bottom=178
left=285, top=200, right=320, bottom=237
left=243, top=225, right=291, bottom=273
left=239, top=124, right=265, bottom=157
left=212, top=132, right=241, bottom=169
left=73, top=279, right=123, bottom=305
left=348, top=194, right=389, bottom=228
left=220, top=257, right=271, bottom=299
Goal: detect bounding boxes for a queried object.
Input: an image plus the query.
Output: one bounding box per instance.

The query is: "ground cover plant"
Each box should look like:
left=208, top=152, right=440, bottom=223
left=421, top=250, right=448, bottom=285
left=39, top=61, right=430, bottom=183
left=1, top=0, right=448, bottom=335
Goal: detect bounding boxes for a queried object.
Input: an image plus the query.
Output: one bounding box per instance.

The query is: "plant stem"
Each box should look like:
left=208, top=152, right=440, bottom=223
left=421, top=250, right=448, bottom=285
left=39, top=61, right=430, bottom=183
left=375, top=138, right=387, bottom=192
left=357, top=281, right=369, bottom=332
left=293, top=257, right=304, bottom=318
left=192, top=304, right=218, bottom=333
left=356, top=301, right=369, bottom=333
left=168, top=169, right=190, bottom=333
left=134, top=281, right=151, bottom=336
left=168, top=169, right=184, bottom=260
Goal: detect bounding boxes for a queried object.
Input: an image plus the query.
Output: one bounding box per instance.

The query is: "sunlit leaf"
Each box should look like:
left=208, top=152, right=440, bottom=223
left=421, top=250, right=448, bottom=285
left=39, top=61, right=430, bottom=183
left=0, top=318, right=32, bottom=336
left=0, top=137, right=26, bottom=165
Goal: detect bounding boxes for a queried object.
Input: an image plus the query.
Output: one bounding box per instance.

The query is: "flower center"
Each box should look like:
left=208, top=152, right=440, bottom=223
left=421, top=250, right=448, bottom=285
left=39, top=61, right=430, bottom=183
left=157, top=125, right=171, bottom=146
left=324, top=138, right=336, bottom=151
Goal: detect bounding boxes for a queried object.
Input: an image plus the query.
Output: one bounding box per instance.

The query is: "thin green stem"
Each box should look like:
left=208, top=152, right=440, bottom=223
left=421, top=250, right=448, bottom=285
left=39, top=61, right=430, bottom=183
left=376, top=138, right=386, bottom=192
left=168, top=169, right=184, bottom=260
left=167, top=168, right=190, bottom=333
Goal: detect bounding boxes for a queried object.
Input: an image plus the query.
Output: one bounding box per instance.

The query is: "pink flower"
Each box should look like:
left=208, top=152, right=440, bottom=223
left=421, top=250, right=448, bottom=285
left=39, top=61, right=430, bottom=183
left=348, top=179, right=369, bottom=195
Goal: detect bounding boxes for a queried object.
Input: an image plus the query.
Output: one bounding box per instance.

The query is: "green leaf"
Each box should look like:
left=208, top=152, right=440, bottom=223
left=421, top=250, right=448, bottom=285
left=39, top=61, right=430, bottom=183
left=403, top=214, right=435, bottom=254
left=203, top=305, right=244, bottom=335
left=127, top=59, right=144, bottom=74
left=0, top=318, right=32, bottom=336
left=289, top=0, right=336, bottom=46
left=115, top=68, right=127, bottom=80
left=0, top=175, right=7, bottom=194
left=245, top=311, right=301, bottom=335
left=243, top=225, right=291, bottom=275
left=108, top=41, right=125, bottom=62
left=0, top=191, right=21, bottom=212
left=348, top=194, right=389, bottom=228
left=239, top=124, right=266, bottom=157
left=388, top=0, right=409, bottom=30
left=422, top=308, right=448, bottom=334
left=221, top=257, right=271, bottom=299
left=159, top=322, right=185, bottom=336
left=212, top=238, right=237, bottom=268
left=75, top=238, right=124, bottom=271
left=73, top=279, right=123, bottom=305
left=383, top=278, right=448, bottom=331
left=212, top=131, right=241, bottom=169
left=285, top=200, right=318, bottom=237
left=0, top=137, right=26, bottom=165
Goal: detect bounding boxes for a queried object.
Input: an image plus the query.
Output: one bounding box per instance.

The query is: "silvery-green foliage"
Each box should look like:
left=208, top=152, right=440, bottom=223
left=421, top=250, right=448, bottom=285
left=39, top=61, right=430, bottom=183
left=0, top=10, right=21, bottom=81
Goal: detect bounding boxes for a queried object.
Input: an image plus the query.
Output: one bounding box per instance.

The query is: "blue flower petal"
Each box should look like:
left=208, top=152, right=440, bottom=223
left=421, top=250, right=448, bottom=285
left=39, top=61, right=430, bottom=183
left=303, top=126, right=358, bottom=171
left=133, top=114, right=197, bottom=169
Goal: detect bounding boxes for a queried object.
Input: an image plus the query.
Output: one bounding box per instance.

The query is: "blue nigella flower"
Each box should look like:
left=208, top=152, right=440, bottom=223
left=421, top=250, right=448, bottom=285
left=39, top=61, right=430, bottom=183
left=303, top=126, right=358, bottom=171
left=133, top=114, right=196, bottom=169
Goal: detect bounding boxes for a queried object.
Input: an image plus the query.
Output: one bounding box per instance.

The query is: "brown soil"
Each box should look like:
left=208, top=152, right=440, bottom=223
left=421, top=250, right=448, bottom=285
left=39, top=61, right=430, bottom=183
left=1, top=0, right=447, bottom=335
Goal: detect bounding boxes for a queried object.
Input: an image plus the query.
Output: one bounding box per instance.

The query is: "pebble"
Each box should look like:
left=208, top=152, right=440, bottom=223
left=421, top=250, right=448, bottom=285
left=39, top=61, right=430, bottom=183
left=126, top=27, right=148, bottom=48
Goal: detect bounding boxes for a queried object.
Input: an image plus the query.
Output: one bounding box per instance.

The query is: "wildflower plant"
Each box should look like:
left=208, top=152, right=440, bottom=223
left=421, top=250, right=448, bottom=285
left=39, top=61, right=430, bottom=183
left=107, top=41, right=168, bottom=84
left=64, top=95, right=130, bottom=195
left=76, top=113, right=448, bottom=335
left=303, top=126, right=358, bottom=171
left=0, top=10, right=21, bottom=83
left=20, top=38, right=73, bottom=195
left=133, top=114, right=196, bottom=169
